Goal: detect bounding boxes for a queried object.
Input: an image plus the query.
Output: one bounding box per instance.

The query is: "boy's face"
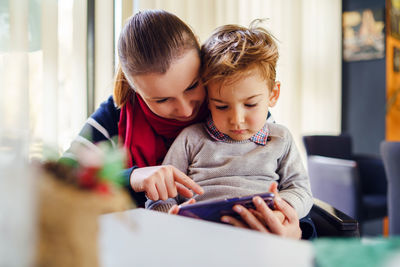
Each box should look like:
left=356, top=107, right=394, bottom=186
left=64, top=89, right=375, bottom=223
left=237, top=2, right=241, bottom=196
left=207, top=69, right=280, bottom=141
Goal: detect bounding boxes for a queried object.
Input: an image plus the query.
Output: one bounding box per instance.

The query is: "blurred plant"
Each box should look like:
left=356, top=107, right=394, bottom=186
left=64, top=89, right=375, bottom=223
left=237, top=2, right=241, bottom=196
left=44, top=140, right=128, bottom=194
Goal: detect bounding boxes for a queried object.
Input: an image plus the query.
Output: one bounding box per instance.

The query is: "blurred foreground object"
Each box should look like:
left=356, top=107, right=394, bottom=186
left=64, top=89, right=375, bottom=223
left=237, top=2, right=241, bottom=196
left=314, top=237, right=400, bottom=267
left=36, top=143, right=134, bottom=267
left=0, top=132, right=35, bottom=267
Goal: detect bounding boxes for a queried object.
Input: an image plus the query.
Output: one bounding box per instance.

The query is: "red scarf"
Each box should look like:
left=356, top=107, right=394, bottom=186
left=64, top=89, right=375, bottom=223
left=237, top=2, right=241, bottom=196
left=118, top=94, right=208, bottom=167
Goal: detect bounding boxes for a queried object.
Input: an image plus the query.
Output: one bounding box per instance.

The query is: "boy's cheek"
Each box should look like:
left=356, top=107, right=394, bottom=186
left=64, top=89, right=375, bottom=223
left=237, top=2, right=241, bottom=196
left=249, top=114, right=266, bottom=127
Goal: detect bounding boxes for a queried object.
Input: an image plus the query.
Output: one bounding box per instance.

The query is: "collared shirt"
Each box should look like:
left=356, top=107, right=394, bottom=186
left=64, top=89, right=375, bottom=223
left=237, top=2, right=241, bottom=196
left=205, top=115, right=270, bottom=145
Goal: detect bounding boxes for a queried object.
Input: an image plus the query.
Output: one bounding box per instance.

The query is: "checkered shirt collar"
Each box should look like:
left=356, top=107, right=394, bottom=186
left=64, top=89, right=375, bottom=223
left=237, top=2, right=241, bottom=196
left=205, top=116, right=270, bottom=145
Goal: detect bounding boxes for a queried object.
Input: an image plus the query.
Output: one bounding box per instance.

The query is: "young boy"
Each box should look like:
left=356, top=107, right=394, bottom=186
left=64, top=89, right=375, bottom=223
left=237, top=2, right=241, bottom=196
left=147, top=23, right=313, bottom=222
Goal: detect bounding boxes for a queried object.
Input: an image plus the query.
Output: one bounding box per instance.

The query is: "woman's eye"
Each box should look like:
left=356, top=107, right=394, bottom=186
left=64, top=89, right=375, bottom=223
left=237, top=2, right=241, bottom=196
left=186, top=81, right=199, bottom=91
left=215, top=105, right=228, bottom=110
left=245, top=103, right=257, bottom=107
left=156, top=98, right=168, bottom=103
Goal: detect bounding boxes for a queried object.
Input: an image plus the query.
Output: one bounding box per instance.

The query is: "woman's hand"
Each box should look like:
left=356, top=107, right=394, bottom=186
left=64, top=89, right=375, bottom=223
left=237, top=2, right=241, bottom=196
left=130, top=165, right=204, bottom=201
left=221, top=183, right=302, bottom=239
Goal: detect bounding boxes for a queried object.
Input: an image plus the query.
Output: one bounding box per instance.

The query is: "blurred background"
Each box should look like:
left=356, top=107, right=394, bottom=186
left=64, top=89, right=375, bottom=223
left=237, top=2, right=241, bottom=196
left=0, top=0, right=344, bottom=160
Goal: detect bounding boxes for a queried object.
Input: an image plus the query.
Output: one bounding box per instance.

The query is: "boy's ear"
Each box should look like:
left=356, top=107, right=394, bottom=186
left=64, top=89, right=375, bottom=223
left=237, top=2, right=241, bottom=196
left=268, top=81, right=280, bottom=107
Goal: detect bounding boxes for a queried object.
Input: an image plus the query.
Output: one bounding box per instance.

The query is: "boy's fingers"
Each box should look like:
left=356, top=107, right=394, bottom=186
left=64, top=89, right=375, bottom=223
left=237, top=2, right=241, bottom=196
left=273, top=210, right=286, bottom=224
left=168, top=199, right=195, bottom=215
left=233, top=205, right=268, bottom=233
left=183, top=198, right=196, bottom=205
left=253, top=196, right=283, bottom=234
left=249, top=209, right=266, bottom=225
left=168, top=204, right=180, bottom=215
left=175, top=182, right=194, bottom=198
left=274, top=197, right=298, bottom=223
left=268, top=182, right=281, bottom=210
left=221, top=216, right=248, bottom=229
left=268, top=182, right=279, bottom=196
left=172, top=168, right=204, bottom=195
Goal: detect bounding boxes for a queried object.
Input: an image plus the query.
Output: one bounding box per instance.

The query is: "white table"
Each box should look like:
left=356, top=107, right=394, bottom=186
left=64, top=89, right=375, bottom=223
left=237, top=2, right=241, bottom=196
left=99, top=209, right=314, bottom=267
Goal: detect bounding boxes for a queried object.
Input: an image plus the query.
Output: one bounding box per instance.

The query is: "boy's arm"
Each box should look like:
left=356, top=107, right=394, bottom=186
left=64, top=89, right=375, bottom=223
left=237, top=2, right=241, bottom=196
left=162, top=127, right=192, bottom=173
left=145, top=127, right=194, bottom=212
left=276, top=132, right=313, bottom=219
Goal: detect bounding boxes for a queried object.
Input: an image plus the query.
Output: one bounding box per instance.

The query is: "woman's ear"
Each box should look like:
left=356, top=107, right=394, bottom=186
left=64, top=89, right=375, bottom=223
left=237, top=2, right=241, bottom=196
left=268, top=81, right=280, bottom=107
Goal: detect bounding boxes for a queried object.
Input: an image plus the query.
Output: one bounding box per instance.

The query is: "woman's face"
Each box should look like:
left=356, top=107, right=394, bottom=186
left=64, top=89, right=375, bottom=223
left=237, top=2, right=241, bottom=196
left=131, top=49, right=206, bottom=121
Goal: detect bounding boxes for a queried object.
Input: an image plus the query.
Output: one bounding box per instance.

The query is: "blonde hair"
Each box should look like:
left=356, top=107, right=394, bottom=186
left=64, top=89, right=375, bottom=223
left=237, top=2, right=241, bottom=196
left=201, top=20, right=278, bottom=90
left=113, top=10, right=200, bottom=108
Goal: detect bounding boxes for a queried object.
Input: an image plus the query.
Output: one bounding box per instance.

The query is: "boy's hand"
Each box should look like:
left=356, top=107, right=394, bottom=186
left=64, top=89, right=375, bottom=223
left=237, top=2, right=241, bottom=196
left=168, top=198, right=196, bottom=215
left=130, top=165, right=204, bottom=201
left=221, top=182, right=302, bottom=239
left=249, top=209, right=285, bottom=225
left=273, top=210, right=286, bottom=224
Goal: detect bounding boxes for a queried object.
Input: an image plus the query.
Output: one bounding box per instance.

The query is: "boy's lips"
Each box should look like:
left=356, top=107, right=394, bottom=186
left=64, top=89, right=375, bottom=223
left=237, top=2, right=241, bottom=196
left=230, top=129, right=247, bottom=134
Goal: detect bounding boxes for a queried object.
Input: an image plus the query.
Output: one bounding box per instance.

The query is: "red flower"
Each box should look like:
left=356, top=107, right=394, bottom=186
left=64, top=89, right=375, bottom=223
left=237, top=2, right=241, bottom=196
left=77, top=166, right=100, bottom=188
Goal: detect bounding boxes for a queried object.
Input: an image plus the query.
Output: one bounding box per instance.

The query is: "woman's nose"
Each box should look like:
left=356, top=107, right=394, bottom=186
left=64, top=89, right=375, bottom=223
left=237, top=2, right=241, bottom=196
left=176, top=99, right=193, bottom=117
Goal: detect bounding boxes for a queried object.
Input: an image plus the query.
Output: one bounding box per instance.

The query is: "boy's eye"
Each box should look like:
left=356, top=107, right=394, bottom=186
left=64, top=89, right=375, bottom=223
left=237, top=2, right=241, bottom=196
left=186, top=81, right=199, bottom=91
left=215, top=105, right=228, bottom=110
left=245, top=103, right=257, bottom=107
left=156, top=98, right=169, bottom=103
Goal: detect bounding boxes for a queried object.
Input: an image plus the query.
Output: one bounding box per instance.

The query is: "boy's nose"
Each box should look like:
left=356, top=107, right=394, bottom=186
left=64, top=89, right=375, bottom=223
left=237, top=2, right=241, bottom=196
left=229, top=109, right=245, bottom=125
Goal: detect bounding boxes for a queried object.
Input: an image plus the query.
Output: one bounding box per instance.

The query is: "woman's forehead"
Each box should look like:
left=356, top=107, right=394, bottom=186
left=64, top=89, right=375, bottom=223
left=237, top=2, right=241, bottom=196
left=132, top=50, right=200, bottom=98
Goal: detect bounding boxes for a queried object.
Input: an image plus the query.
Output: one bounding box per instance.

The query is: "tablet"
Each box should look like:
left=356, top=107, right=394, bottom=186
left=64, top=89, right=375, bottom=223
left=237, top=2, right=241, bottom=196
left=178, top=192, right=275, bottom=223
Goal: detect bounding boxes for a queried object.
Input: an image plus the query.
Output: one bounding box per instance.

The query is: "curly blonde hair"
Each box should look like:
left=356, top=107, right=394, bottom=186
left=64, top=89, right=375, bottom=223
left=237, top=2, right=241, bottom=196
left=201, top=20, right=278, bottom=91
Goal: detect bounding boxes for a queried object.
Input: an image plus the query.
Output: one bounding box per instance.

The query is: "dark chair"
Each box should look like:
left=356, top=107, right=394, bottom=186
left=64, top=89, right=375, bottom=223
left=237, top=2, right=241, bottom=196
left=310, top=198, right=359, bottom=237
left=303, top=135, right=387, bottom=228
left=381, top=141, right=400, bottom=236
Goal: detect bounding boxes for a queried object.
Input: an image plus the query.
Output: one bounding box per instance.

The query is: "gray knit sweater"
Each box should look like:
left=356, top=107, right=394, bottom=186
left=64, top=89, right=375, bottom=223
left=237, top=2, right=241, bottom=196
left=146, top=122, right=313, bottom=218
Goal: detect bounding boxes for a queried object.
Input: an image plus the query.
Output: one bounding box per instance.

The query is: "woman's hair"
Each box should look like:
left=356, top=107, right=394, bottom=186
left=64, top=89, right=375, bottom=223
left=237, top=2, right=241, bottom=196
left=114, top=10, right=200, bottom=107
left=201, top=20, right=279, bottom=91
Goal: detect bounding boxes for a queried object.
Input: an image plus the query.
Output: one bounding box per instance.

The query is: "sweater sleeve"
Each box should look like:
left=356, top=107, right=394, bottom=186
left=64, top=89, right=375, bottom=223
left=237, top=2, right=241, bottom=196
left=276, top=130, right=313, bottom=219
left=145, top=126, right=194, bottom=212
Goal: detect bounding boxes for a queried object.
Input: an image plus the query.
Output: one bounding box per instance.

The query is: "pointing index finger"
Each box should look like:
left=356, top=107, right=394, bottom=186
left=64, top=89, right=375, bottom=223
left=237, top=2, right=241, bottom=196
left=172, top=167, right=204, bottom=195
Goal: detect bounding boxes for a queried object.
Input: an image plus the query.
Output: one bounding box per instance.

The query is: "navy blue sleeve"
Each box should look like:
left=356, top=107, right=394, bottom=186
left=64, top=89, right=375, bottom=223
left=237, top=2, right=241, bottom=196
left=78, top=95, right=120, bottom=143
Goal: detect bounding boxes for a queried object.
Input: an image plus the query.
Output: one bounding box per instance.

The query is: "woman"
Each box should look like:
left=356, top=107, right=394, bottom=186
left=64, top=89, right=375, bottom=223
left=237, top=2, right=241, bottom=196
left=63, top=9, right=301, bottom=239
